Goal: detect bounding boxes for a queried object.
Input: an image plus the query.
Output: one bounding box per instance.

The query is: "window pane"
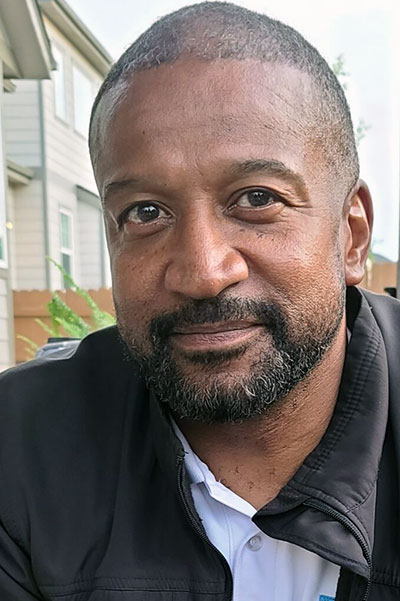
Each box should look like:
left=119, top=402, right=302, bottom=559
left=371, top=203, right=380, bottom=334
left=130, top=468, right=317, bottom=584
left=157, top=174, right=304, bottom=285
left=0, top=235, right=4, bottom=262
left=53, top=46, right=67, bottom=120
left=61, top=252, right=71, bottom=288
left=60, top=212, right=71, bottom=249
left=72, top=65, right=93, bottom=137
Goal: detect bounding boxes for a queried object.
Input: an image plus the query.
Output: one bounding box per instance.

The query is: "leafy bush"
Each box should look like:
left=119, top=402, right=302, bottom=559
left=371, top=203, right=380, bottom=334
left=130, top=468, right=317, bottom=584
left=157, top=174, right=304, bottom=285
left=19, top=258, right=115, bottom=357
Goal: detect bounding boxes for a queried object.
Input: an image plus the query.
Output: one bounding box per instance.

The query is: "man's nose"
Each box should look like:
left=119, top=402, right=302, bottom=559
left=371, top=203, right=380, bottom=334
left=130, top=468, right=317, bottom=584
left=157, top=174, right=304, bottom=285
left=164, top=220, right=249, bottom=299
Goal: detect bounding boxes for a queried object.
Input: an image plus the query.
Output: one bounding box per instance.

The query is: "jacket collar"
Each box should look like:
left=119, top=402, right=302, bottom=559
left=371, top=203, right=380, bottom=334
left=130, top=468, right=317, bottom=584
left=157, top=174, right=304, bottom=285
left=149, top=287, right=389, bottom=576
left=261, top=288, right=388, bottom=508
left=257, top=287, right=388, bottom=576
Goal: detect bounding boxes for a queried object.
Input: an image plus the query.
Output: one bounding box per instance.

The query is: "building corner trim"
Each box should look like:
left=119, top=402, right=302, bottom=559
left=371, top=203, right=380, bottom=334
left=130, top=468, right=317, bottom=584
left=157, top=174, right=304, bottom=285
left=38, top=80, right=50, bottom=288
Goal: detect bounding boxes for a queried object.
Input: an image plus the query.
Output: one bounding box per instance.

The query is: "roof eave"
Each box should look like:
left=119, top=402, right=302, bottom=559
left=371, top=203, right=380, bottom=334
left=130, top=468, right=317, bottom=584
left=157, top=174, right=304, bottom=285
left=39, top=0, right=113, bottom=77
left=0, top=0, right=54, bottom=79
left=7, top=160, right=34, bottom=185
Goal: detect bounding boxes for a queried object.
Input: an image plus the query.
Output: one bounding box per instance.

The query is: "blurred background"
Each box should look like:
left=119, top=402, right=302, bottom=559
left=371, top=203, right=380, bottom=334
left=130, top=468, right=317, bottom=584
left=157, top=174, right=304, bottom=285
left=0, top=0, right=398, bottom=368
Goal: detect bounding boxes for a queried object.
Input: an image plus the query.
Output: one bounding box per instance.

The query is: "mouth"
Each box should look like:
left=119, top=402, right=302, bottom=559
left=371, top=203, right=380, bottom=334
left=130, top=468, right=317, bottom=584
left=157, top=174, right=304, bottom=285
left=170, top=321, right=264, bottom=352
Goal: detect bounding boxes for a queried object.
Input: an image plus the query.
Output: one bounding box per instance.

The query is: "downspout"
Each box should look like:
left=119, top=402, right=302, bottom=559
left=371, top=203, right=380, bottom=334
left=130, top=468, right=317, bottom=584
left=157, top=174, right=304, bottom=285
left=37, top=80, right=50, bottom=288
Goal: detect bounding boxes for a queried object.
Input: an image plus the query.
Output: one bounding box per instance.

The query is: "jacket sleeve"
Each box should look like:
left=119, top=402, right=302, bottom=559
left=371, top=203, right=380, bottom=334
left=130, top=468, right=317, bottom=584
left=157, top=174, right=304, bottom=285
left=0, top=520, right=43, bottom=600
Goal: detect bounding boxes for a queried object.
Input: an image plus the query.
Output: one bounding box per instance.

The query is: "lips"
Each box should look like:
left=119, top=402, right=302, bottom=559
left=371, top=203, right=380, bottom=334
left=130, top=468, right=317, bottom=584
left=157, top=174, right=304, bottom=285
left=173, top=320, right=261, bottom=334
left=170, top=321, right=263, bottom=352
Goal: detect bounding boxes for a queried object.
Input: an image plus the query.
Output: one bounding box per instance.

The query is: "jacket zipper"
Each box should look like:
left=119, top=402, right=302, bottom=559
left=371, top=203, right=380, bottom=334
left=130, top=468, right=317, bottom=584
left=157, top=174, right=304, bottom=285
left=304, top=498, right=372, bottom=601
left=177, top=455, right=234, bottom=600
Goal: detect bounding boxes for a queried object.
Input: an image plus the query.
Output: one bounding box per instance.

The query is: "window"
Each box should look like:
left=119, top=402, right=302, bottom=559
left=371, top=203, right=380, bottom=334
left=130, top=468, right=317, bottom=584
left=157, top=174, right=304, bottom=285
left=52, top=45, right=67, bottom=121
left=72, top=64, right=94, bottom=137
left=60, top=209, right=73, bottom=288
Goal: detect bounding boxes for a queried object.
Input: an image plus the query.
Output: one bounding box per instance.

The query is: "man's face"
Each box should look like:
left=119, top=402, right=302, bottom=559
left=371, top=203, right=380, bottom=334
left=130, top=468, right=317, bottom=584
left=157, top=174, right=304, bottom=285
left=96, top=59, right=347, bottom=422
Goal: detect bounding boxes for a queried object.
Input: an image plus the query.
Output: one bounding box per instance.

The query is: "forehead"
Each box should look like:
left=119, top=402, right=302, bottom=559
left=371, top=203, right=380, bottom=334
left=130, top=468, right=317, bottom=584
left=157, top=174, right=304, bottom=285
left=96, top=59, right=319, bottom=190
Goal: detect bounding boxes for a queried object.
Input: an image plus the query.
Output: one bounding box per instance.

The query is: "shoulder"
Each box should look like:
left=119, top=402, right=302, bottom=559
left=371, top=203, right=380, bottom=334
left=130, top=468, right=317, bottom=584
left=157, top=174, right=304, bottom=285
left=359, top=286, right=400, bottom=310
left=1, top=326, right=133, bottom=400
left=0, top=326, right=145, bottom=454
left=358, top=287, right=400, bottom=335
left=0, top=327, right=150, bottom=549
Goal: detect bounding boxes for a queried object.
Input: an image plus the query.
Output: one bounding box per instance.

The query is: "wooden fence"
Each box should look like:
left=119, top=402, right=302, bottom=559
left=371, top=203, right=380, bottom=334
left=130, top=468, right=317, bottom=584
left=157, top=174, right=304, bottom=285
left=13, top=288, right=114, bottom=363
left=360, top=261, right=397, bottom=294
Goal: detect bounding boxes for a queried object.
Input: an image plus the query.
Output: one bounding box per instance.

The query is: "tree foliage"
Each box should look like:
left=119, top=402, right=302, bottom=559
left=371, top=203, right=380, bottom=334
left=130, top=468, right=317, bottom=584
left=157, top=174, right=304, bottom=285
left=331, top=54, right=371, bottom=147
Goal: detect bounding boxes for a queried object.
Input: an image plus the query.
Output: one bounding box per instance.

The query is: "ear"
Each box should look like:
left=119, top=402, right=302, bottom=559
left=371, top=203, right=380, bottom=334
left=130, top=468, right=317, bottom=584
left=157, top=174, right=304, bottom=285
left=343, top=179, right=373, bottom=286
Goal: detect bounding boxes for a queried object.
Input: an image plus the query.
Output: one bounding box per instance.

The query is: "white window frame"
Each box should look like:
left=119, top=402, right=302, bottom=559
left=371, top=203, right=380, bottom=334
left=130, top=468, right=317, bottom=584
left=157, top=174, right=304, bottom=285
left=52, top=44, right=68, bottom=123
left=72, top=62, right=95, bottom=138
left=59, top=208, right=74, bottom=287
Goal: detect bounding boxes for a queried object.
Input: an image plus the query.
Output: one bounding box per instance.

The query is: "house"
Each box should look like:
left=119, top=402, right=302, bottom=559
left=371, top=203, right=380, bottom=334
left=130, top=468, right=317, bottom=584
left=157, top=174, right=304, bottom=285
left=3, top=0, right=112, bottom=297
left=1, top=0, right=114, bottom=369
left=0, top=0, right=54, bottom=371
left=1, top=0, right=114, bottom=370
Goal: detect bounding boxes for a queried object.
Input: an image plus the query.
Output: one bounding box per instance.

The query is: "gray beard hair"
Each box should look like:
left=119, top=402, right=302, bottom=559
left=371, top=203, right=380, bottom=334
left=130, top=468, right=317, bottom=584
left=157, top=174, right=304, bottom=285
left=117, top=293, right=345, bottom=424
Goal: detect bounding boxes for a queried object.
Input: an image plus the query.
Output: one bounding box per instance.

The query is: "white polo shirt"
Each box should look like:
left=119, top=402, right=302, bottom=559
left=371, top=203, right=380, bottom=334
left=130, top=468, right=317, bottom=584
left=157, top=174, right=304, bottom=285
left=172, top=420, right=340, bottom=601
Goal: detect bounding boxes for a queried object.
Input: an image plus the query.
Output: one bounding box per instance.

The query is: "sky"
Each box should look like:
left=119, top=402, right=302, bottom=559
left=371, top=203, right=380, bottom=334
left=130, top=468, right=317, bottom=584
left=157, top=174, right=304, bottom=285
left=67, top=0, right=400, bottom=260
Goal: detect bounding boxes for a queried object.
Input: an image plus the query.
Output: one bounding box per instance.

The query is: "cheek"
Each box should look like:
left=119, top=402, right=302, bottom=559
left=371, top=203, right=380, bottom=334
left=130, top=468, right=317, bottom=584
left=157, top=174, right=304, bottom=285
left=242, top=226, right=342, bottom=300
left=110, top=245, right=166, bottom=316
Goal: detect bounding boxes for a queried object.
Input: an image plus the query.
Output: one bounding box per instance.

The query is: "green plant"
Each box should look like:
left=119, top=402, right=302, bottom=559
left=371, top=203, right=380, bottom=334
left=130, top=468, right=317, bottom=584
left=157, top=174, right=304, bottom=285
left=331, top=54, right=371, bottom=147
left=19, top=258, right=115, bottom=359
left=18, top=335, right=39, bottom=358
left=46, top=258, right=115, bottom=335
left=331, top=54, right=349, bottom=90
left=355, top=118, right=371, bottom=146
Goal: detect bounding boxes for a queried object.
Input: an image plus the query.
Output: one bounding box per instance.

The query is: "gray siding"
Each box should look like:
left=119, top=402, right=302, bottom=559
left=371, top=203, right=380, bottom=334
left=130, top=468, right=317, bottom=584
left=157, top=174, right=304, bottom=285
left=42, top=19, right=101, bottom=196
left=2, top=78, right=47, bottom=291
left=2, top=80, right=42, bottom=168
left=46, top=174, right=79, bottom=289
left=2, top=16, right=108, bottom=295
left=12, top=179, right=46, bottom=289
left=78, top=201, right=102, bottom=288
left=0, top=57, right=13, bottom=370
left=42, top=19, right=105, bottom=290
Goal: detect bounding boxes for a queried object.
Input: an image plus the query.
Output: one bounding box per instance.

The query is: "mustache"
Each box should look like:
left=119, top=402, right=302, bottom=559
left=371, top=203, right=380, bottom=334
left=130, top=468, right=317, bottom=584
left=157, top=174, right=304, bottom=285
left=149, top=297, right=288, bottom=345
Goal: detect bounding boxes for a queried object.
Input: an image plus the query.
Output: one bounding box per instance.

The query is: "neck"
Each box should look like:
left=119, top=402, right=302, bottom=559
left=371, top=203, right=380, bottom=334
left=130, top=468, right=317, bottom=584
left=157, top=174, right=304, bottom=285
left=176, top=318, right=347, bottom=509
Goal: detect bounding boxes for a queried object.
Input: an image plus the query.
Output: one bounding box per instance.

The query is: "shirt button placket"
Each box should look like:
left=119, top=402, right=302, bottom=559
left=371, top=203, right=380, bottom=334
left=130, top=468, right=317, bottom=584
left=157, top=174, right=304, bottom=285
left=247, top=534, right=263, bottom=552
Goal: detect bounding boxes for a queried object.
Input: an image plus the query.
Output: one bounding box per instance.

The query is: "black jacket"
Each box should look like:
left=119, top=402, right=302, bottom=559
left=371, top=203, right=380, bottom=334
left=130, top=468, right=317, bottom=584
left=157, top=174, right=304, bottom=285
left=0, top=287, right=399, bottom=601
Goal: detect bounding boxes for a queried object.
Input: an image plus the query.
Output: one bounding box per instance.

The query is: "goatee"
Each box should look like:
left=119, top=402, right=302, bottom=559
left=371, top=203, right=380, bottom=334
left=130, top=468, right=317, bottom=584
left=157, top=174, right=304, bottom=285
left=117, top=294, right=344, bottom=423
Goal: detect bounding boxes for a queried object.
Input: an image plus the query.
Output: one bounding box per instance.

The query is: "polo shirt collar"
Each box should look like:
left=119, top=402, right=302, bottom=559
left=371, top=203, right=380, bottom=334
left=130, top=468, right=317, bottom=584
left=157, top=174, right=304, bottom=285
left=170, top=418, right=204, bottom=486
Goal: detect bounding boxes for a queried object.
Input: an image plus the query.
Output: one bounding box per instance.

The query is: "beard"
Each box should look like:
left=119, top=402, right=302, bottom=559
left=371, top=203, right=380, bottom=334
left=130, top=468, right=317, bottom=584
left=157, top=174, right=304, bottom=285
left=116, top=290, right=345, bottom=424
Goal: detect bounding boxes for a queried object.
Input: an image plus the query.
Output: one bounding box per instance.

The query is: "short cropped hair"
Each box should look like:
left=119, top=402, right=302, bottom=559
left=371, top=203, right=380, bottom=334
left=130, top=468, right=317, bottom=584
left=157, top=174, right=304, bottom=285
left=89, top=1, right=359, bottom=196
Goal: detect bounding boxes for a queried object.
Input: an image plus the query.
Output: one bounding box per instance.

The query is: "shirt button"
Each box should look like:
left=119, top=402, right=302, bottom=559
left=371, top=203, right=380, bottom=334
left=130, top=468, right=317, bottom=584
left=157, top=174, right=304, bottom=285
left=247, top=534, right=263, bottom=551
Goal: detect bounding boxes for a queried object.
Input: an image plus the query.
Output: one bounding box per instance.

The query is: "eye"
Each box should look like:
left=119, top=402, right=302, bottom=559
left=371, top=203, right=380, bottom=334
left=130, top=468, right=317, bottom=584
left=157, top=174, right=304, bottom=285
left=119, top=202, right=169, bottom=226
left=235, top=189, right=280, bottom=208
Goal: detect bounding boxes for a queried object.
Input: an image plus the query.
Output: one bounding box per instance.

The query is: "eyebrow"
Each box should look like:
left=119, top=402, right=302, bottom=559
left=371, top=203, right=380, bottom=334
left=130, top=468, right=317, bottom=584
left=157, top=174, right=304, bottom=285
left=102, top=158, right=309, bottom=204
left=227, top=159, right=309, bottom=199
left=102, top=178, right=141, bottom=205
